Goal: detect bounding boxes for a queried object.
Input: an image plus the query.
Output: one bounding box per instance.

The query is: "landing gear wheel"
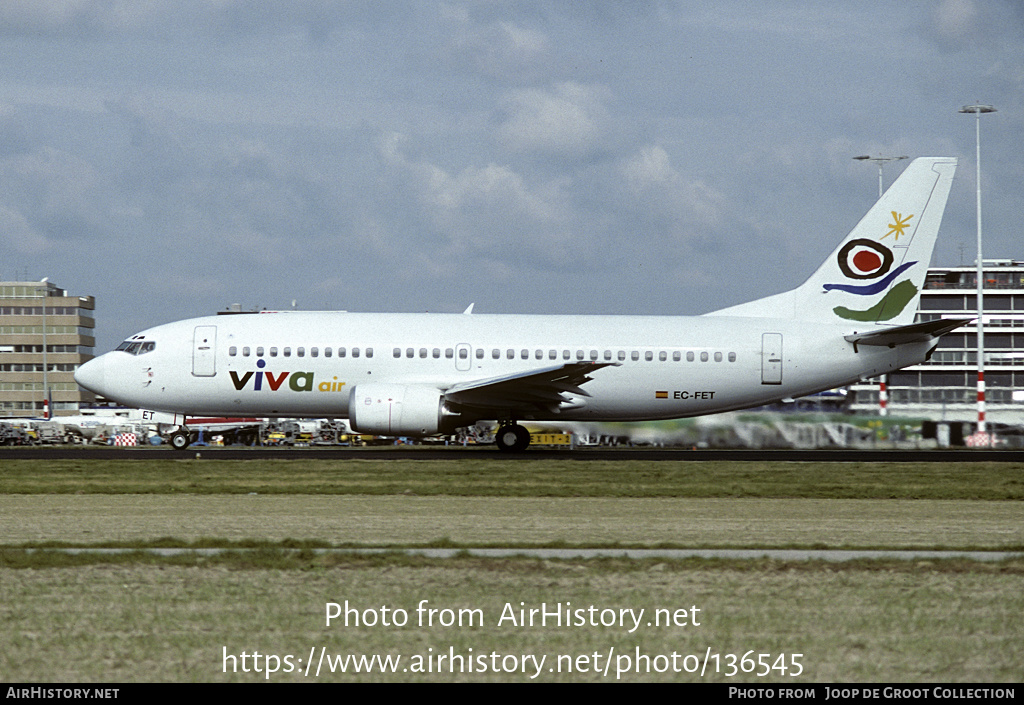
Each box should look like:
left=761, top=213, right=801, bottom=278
left=495, top=424, right=530, bottom=452
left=170, top=431, right=191, bottom=450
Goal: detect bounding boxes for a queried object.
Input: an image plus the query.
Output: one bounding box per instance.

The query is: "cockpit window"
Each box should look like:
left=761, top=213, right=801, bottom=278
left=115, top=340, right=156, bottom=356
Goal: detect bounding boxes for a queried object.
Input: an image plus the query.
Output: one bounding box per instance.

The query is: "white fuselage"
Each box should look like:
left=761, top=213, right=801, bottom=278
left=75, top=311, right=930, bottom=423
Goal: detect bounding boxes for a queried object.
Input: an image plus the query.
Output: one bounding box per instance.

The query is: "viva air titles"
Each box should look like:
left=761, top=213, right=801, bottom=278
left=229, top=359, right=346, bottom=393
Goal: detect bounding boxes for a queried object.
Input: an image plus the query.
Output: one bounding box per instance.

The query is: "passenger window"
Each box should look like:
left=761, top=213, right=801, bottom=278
left=673, top=351, right=680, bottom=362
left=659, top=351, right=667, bottom=361
left=394, top=348, right=401, bottom=358
left=229, top=346, right=237, bottom=357
left=535, top=350, right=543, bottom=360
left=324, top=348, right=332, bottom=358
left=618, top=351, right=626, bottom=361
left=700, top=352, right=709, bottom=362
left=492, top=349, right=500, bottom=359
left=445, top=348, right=453, bottom=359
left=297, top=347, right=305, bottom=357
left=576, top=350, right=584, bottom=361
left=419, top=348, right=428, bottom=358
left=406, top=348, right=414, bottom=358
left=366, top=348, right=372, bottom=358
left=507, top=349, right=515, bottom=359
left=563, top=350, right=571, bottom=360
left=590, top=350, right=598, bottom=361
left=433, top=348, right=441, bottom=359
left=687, top=351, right=694, bottom=362
left=645, top=351, right=653, bottom=361
left=242, top=347, right=251, bottom=357
left=310, top=347, right=318, bottom=358
left=521, top=349, right=529, bottom=359
left=631, top=351, right=639, bottom=361
left=714, top=352, right=723, bottom=362
left=352, top=348, right=360, bottom=358
left=283, top=347, right=292, bottom=357
left=257, top=347, right=265, bottom=357
left=476, top=349, right=484, bottom=359
left=270, top=347, right=278, bottom=357
left=728, top=352, right=736, bottom=362
left=339, top=348, right=346, bottom=358
left=549, top=350, right=557, bottom=360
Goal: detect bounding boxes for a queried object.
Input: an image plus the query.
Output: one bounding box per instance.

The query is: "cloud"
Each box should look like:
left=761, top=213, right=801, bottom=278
left=926, top=0, right=1024, bottom=52
left=0, top=204, right=50, bottom=255
left=621, top=145, right=727, bottom=233
left=933, top=0, right=980, bottom=40
left=378, top=131, right=581, bottom=273
left=0, top=1, right=169, bottom=37
left=496, top=82, right=612, bottom=158
left=438, top=14, right=551, bottom=82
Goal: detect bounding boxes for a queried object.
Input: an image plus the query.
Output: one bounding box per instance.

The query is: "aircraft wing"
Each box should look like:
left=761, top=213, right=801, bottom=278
left=445, top=362, right=617, bottom=413
left=844, top=317, right=972, bottom=347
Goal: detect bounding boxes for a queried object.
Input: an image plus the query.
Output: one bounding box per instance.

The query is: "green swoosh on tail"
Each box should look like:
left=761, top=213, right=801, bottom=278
left=833, top=280, right=918, bottom=322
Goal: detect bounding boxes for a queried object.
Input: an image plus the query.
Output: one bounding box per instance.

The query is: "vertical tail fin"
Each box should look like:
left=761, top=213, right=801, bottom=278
left=711, top=157, right=957, bottom=324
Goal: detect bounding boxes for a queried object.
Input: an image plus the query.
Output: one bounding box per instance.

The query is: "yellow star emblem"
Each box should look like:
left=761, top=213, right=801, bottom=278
left=883, top=211, right=914, bottom=240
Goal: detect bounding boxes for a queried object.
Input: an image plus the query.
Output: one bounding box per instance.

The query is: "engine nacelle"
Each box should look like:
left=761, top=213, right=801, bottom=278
left=349, top=383, right=459, bottom=436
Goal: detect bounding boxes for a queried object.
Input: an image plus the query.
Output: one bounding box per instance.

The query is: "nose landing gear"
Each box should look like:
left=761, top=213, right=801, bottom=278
left=169, top=427, right=191, bottom=450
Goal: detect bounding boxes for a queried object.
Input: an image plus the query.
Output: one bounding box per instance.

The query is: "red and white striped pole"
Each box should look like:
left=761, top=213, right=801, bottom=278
left=878, top=376, right=887, bottom=416
left=960, top=103, right=996, bottom=446
left=977, top=368, right=985, bottom=433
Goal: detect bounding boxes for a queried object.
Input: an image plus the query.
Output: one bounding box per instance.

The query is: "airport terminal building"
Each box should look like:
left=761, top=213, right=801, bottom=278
left=849, top=260, right=1024, bottom=426
left=0, top=280, right=96, bottom=418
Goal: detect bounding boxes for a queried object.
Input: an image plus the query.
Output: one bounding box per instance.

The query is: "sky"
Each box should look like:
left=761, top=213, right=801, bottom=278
left=0, top=0, right=1022, bottom=352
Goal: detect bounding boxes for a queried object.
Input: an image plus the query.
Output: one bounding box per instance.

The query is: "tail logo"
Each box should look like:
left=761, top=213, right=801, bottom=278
left=883, top=211, right=914, bottom=241
left=836, top=239, right=894, bottom=280
left=832, top=280, right=918, bottom=322
left=825, top=216, right=919, bottom=322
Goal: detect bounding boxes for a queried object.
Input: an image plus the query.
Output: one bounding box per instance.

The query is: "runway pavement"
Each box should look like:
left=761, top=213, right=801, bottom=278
left=2, top=445, right=1024, bottom=461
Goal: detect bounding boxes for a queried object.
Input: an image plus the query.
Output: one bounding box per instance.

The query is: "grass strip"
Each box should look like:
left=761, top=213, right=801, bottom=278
left=1, top=458, right=1022, bottom=498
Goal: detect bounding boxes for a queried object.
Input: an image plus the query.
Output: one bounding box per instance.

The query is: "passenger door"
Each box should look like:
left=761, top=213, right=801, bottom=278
left=761, top=332, right=783, bottom=385
left=192, top=326, right=217, bottom=377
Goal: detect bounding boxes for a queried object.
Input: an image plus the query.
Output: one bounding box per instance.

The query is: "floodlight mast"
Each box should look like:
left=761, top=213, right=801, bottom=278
left=853, top=154, right=909, bottom=199
left=959, top=104, right=996, bottom=442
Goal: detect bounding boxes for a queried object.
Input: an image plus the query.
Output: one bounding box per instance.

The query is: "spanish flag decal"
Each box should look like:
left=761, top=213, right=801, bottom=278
left=655, top=391, right=668, bottom=399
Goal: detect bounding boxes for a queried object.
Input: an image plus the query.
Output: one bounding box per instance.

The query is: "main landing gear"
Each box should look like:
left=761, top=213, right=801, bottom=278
left=495, top=423, right=530, bottom=452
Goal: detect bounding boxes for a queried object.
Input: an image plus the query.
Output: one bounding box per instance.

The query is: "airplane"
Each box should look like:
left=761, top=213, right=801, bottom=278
left=75, top=156, right=966, bottom=452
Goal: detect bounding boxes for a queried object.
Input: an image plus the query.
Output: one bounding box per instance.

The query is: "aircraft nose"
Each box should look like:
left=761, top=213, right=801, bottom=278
left=74, top=355, right=108, bottom=395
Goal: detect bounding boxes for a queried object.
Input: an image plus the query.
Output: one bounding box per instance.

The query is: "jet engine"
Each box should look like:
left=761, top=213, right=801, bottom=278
left=349, top=383, right=461, bottom=436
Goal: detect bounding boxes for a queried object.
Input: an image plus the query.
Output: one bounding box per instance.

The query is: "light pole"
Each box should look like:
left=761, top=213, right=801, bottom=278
left=37, top=279, right=50, bottom=419
left=853, top=155, right=908, bottom=418
left=959, top=104, right=996, bottom=444
left=853, top=155, right=909, bottom=200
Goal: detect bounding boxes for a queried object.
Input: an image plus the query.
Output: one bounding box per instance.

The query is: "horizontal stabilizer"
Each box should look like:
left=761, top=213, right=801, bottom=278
left=844, top=318, right=972, bottom=348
